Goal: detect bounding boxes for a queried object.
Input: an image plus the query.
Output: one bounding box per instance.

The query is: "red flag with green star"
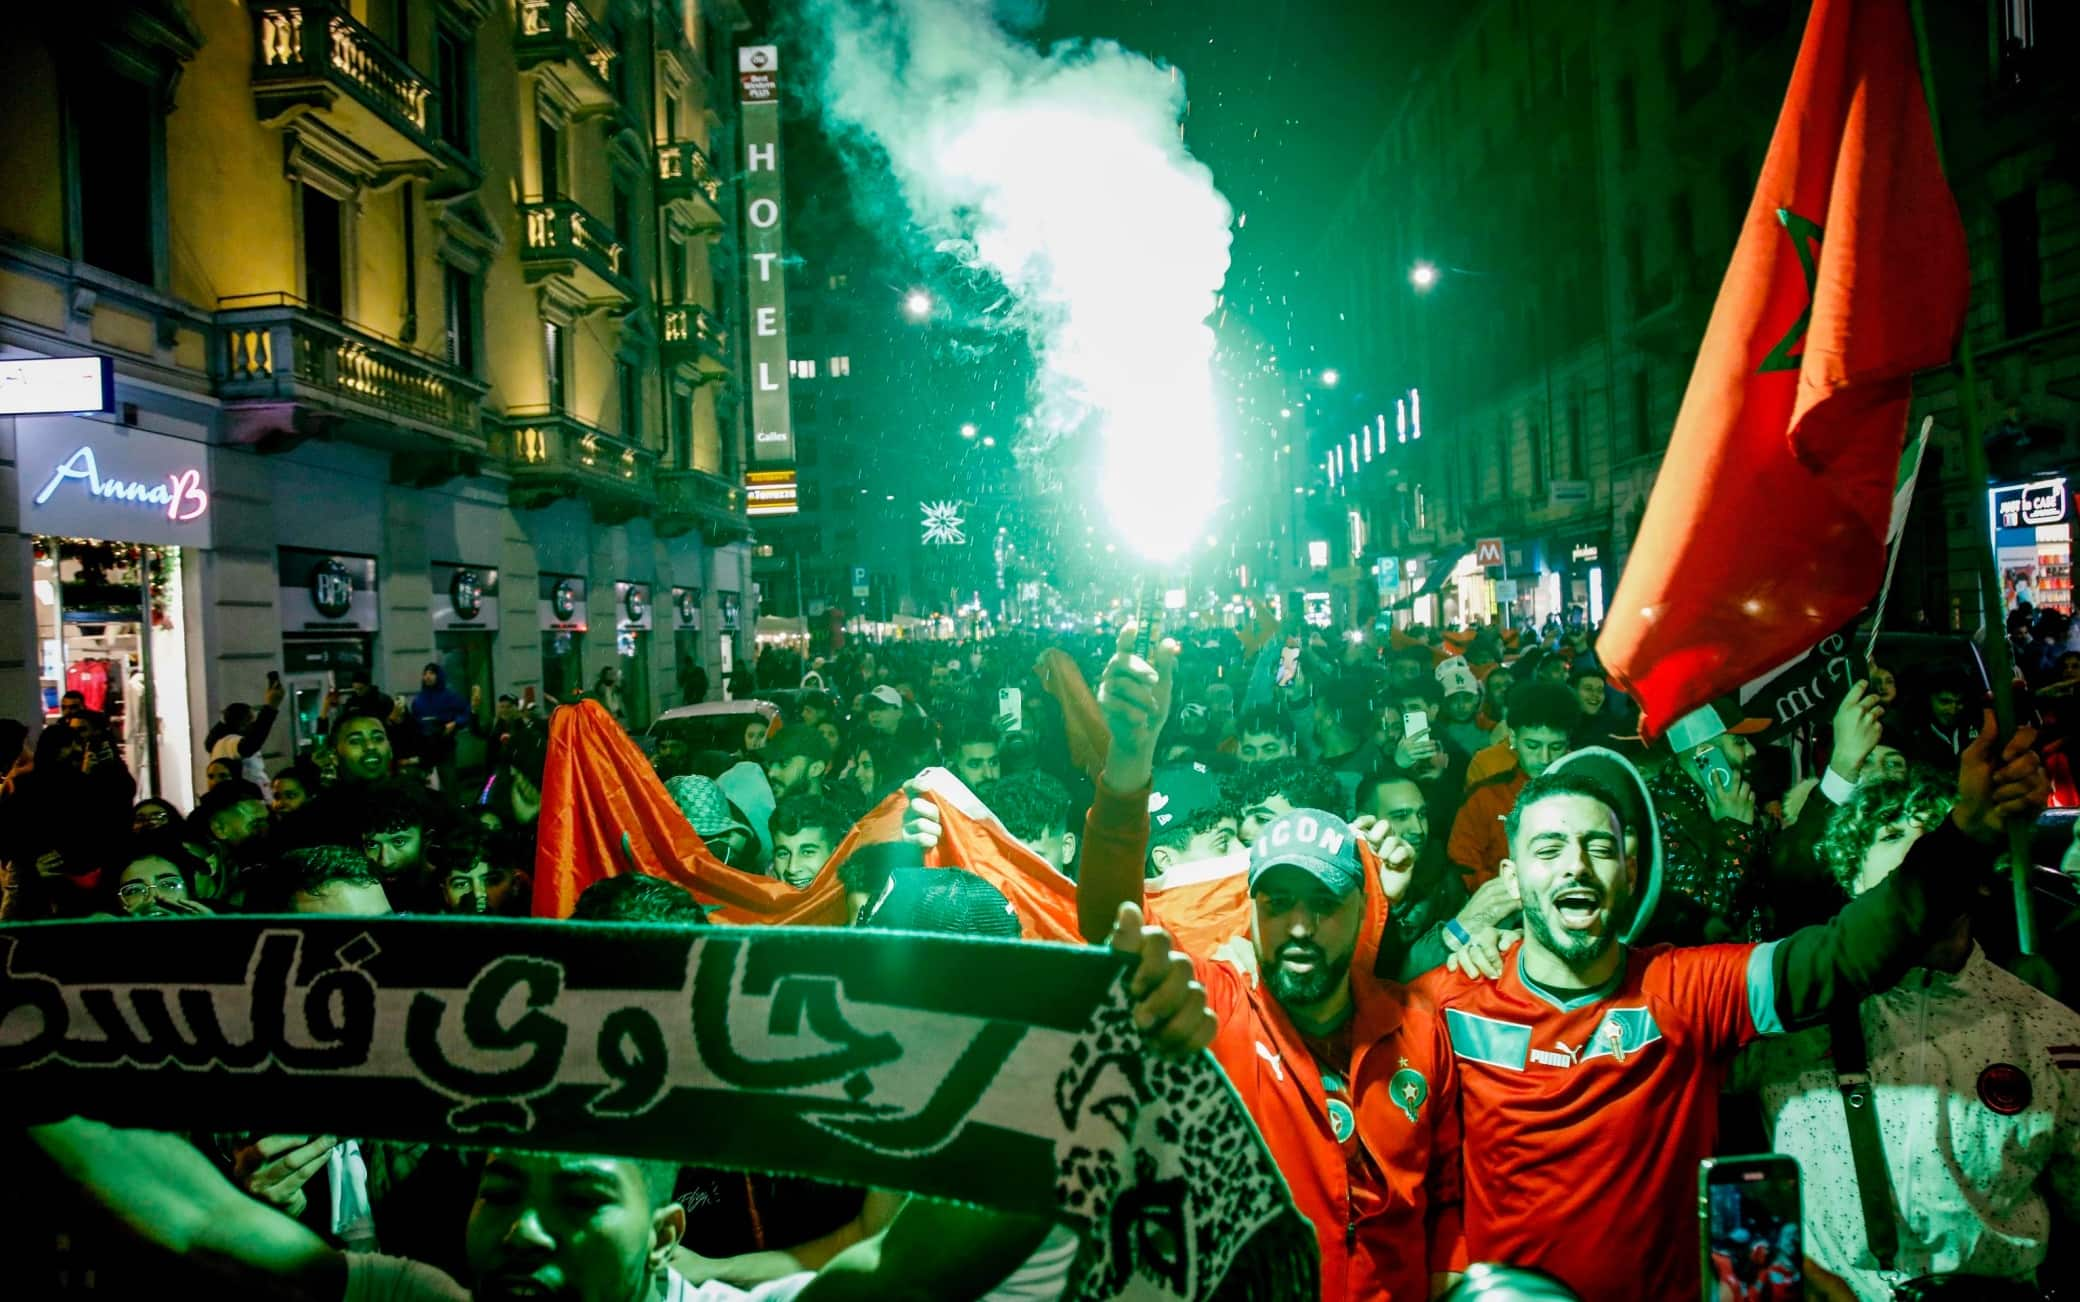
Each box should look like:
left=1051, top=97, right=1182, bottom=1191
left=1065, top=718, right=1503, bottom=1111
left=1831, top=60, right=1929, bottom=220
left=1598, top=0, right=1967, bottom=736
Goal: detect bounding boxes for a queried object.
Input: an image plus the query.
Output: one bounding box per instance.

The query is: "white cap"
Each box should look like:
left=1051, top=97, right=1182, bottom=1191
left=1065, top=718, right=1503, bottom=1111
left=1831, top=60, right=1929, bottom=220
left=1435, top=655, right=1480, bottom=699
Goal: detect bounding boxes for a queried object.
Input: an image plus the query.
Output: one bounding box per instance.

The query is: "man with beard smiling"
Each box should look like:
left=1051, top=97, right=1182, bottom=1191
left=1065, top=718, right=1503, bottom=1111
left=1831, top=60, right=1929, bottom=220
left=1411, top=725, right=2050, bottom=1302
left=1078, top=626, right=1453, bottom=1301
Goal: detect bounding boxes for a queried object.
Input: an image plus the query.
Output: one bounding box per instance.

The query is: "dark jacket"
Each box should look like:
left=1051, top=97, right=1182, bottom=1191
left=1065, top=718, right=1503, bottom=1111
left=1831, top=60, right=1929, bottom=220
left=1644, top=764, right=1774, bottom=942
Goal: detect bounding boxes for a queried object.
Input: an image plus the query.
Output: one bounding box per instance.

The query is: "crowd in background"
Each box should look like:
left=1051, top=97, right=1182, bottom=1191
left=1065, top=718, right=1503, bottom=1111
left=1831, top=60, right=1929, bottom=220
left=4, top=603, right=2080, bottom=1302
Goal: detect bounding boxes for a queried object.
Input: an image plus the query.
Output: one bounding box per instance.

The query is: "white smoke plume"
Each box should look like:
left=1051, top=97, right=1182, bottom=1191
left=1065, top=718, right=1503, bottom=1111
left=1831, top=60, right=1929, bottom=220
left=800, top=0, right=1233, bottom=561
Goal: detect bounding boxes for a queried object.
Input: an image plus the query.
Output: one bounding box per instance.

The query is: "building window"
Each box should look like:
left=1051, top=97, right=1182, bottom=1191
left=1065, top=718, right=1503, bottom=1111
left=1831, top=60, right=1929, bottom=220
left=662, top=89, right=681, bottom=138
left=434, top=24, right=474, bottom=155
left=301, top=185, right=345, bottom=315
left=1624, top=221, right=1646, bottom=314
left=829, top=355, right=851, bottom=377
left=1561, top=396, right=1582, bottom=479
left=544, top=320, right=567, bottom=410
left=789, top=359, right=818, bottom=380
left=443, top=264, right=478, bottom=375
left=1997, top=189, right=2042, bottom=338
left=537, top=114, right=562, bottom=200
left=1527, top=421, right=1545, bottom=493
left=73, top=76, right=157, bottom=285
left=611, top=175, right=633, bottom=244
left=672, top=389, right=693, bottom=468
left=665, top=234, right=685, bottom=302
left=616, top=357, right=640, bottom=439
left=1495, top=427, right=1512, bottom=497
left=1629, top=369, right=1652, bottom=457
left=1670, top=190, right=1695, bottom=261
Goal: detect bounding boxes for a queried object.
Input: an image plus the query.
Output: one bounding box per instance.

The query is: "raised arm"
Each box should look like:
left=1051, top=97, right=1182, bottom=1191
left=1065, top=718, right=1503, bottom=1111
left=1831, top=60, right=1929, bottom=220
left=1076, top=623, right=1177, bottom=943
left=29, top=1118, right=346, bottom=1300
left=1768, top=715, right=2047, bottom=1032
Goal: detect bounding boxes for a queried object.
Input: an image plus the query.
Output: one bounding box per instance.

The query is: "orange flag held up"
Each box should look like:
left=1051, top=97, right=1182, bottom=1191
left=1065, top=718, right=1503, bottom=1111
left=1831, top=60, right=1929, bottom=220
left=1034, top=647, right=1111, bottom=779
left=532, top=701, right=848, bottom=924
left=1598, top=0, right=1967, bottom=735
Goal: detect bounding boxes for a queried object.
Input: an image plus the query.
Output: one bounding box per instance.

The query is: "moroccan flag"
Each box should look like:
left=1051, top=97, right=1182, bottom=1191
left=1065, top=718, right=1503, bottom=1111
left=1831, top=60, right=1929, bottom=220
left=1597, top=0, right=1967, bottom=735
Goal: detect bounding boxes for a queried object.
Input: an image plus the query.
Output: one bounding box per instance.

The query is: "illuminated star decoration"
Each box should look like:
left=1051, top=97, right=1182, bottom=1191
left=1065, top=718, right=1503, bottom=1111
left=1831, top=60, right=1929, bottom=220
left=921, top=500, right=967, bottom=546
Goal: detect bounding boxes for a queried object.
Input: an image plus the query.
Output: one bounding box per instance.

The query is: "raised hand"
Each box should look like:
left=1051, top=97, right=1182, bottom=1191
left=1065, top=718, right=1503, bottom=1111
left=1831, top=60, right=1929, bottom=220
left=1108, top=901, right=1215, bottom=1057
left=1952, top=711, right=2049, bottom=843
left=1096, top=622, right=1178, bottom=794
left=229, top=1134, right=337, bottom=1217
left=1826, top=680, right=1884, bottom=781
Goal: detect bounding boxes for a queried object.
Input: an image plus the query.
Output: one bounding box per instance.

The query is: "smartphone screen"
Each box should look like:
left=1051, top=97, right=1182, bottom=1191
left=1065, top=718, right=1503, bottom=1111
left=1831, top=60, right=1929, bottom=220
left=1700, top=1155, right=1802, bottom=1302
left=1276, top=645, right=1300, bottom=687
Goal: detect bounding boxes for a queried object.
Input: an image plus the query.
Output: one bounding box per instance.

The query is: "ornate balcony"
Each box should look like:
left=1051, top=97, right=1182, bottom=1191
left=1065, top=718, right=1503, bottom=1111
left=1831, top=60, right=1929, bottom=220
left=251, top=3, right=463, bottom=188
left=660, top=303, right=731, bottom=379
left=515, top=0, right=618, bottom=116
left=520, top=199, right=633, bottom=311
left=491, top=409, right=657, bottom=521
left=657, top=138, right=724, bottom=231
left=658, top=468, right=752, bottom=543
left=214, top=295, right=489, bottom=463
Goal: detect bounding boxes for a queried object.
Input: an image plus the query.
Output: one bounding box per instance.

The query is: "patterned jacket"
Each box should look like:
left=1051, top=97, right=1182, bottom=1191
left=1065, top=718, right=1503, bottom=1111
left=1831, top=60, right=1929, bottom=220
left=1644, top=765, right=1775, bottom=942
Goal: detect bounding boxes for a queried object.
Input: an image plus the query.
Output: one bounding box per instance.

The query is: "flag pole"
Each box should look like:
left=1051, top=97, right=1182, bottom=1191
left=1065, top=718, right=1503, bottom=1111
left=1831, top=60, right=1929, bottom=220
left=1909, top=0, right=2035, bottom=955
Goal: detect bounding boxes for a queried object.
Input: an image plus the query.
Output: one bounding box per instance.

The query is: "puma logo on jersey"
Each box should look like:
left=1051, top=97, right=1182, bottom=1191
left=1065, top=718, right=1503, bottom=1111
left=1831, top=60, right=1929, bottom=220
left=1255, top=1041, right=1285, bottom=1082
left=1529, top=1040, right=1584, bottom=1069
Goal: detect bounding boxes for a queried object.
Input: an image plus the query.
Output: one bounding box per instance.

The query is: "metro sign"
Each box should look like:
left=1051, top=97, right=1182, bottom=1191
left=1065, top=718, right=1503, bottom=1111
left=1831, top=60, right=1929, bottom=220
left=1475, top=537, right=1505, bottom=567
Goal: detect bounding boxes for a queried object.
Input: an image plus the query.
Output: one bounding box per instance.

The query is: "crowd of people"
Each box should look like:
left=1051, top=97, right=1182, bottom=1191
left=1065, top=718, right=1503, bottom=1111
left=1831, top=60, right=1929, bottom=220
left=4, top=607, right=2079, bottom=1302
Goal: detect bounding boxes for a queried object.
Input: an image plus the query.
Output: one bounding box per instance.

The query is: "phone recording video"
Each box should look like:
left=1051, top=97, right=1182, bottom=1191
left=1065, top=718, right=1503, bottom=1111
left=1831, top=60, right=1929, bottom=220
left=1701, top=1154, right=1802, bottom=1302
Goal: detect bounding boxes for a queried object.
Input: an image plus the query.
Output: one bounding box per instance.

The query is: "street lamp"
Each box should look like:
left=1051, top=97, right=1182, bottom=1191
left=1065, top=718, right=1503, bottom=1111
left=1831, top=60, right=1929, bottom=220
left=1320, top=368, right=1340, bottom=388
left=1409, top=260, right=1440, bottom=292
left=960, top=422, right=978, bottom=438
left=902, top=289, right=934, bottom=320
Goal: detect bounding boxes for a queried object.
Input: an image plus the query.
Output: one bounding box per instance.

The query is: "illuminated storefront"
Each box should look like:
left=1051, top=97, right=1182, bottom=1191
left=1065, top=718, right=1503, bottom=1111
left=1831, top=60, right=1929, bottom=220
left=15, top=416, right=206, bottom=808
left=1990, top=476, right=2072, bottom=616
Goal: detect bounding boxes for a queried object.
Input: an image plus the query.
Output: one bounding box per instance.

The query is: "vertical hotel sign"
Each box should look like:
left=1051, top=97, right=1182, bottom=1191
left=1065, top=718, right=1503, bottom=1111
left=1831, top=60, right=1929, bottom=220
left=739, top=45, right=797, bottom=517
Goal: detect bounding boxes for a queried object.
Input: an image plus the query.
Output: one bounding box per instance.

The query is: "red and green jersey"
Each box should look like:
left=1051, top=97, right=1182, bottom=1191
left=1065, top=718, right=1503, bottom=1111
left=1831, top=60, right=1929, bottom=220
left=1416, top=941, right=1779, bottom=1302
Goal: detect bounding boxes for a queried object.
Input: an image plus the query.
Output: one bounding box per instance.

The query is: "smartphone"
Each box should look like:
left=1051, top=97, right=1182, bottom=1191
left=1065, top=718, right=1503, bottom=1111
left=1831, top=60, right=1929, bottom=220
left=997, top=687, right=1023, bottom=732
left=522, top=686, right=538, bottom=708
left=1276, top=642, right=1301, bottom=687
left=1690, top=744, right=1740, bottom=795
left=267, top=670, right=280, bottom=687
left=1699, top=1154, right=1803, bottom=1302
left=1403, top=710, right=1429, bottom=740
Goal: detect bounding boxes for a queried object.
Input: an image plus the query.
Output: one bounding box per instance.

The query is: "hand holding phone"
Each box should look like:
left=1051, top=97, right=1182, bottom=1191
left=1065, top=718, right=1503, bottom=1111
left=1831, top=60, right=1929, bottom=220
left=1700, top=1154, right=1804, bottom=1301
left=1276, top=641, right=1301, bottom=688
left=1403, top=710, right=1430, bottom=740
left=997, top=687, right=1023, bottom=732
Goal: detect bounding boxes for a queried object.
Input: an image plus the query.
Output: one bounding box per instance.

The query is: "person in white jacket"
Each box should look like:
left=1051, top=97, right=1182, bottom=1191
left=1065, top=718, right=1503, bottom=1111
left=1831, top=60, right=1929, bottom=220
left=1732, top=775, right=2080, bottom=1300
